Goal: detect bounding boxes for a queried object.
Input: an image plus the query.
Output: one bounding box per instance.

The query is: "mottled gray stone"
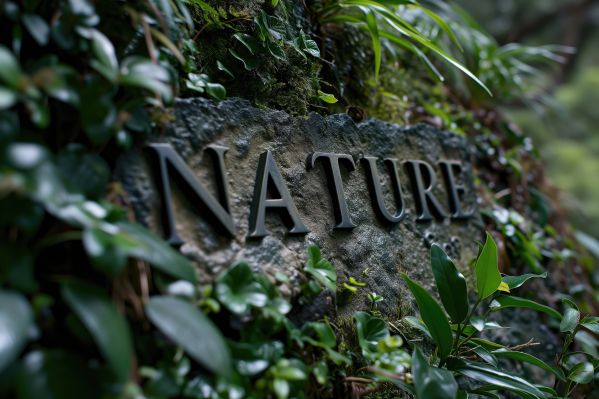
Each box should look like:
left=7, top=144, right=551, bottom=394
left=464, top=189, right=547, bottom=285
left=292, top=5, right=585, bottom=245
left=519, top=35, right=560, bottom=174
left=116, top=97, right=485, bottom=318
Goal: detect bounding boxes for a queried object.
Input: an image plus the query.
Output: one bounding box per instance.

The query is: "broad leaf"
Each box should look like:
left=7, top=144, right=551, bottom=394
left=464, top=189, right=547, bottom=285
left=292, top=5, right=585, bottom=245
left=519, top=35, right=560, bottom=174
left=490, top=296, right=562, bottom=320
left=112, top=222, right=196, bottom=283
left=90, top=30, right=118, bottom=80
left=17, top=350, right=103, bottom=399
left=430, top=244, right=469, bottom=323
left=560, top=308, right=580, bottom=333
left=475, top=233, right=501, bottom=300
left=62, top=281, right=132, bottom=381
left=502, top=272, right=547, bottom=290
left=145, top=296, right=231, bottom=377
left=448, top=358, right=547, bottom=398
left=354, top=311, right=389, bottom=355
left=304, top=245, right=337, bottom=292
left=567, top=362, right=594, bottom=384
left=0, top=291, right=33, bottom=373
left=491, top=349, right=565, bottom=381
left=0, top=45, right=24, bottom=88
left=401, top=273, right=453, bottom=360
left=412, top=348, right=458, bottom=399
left=215, top=262, right=268, bottom=314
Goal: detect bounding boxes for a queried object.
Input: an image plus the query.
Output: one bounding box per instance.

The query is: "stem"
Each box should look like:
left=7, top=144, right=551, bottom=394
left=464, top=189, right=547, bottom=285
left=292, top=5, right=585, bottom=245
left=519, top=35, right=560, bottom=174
left=453, top=297, right=483, bottom=355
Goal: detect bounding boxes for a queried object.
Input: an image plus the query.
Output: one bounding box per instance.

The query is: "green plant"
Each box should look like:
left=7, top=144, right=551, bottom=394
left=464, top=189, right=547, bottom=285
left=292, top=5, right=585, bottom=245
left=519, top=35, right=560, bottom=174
left=313, top=0, right=490, bottom=94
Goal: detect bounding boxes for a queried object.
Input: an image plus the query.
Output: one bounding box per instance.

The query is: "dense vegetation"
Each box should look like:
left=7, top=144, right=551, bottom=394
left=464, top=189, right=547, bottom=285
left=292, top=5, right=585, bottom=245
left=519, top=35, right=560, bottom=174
left=0, top=0, right=597, bottom=398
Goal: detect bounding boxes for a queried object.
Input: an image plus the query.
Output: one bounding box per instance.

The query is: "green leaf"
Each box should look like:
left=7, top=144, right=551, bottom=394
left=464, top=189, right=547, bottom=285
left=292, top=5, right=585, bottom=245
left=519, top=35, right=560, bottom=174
left=430, top=244, right=469, bottom=323
left=567, top=362, right=594, bottom=384
left=363, top=9, right=381, bottom=80
left=0, top=87, right=17, bottom=109
left=559, top=307, right=580, bottom=333
left=401, top=273, right=453, bottom=360
left=17, top=350, right=103, bottom=399
left=502, top=272, right=547, bottom=290
left=581, top=316, right=599, bottom=334
left=491, top=350, right=565, bottom=381
left=448, top=358, right=547, bottom=398
left=120, top=57, right=172, bottom=101
left=354, top=311, right=389, bottom=355
left=475, top=233, right=501, bottom=300
left=0, top=291, right=34, bottom=373
left=110, top=222, right=197, bottom=283
left=412, top=348, right=458, bottom=399
left=61, top=281, right=132, bottom=381
left=145, top=296, right=231, bottom=377
left=0, top=45, right=24, bottom=87
left=90, top=30, right=118, bottom=79
left=206, top=82, right=226, bottom=100
left=22, top=14, right=50, bottom=46
left=489, top=295, right=562, bottom=320
left=215, top=262, right=268, bottom=314
left=273, top=378, right=289, bottom=399
left=317, top=90, right=338, bottom=104
left=304, top=245, right=337, bottom=292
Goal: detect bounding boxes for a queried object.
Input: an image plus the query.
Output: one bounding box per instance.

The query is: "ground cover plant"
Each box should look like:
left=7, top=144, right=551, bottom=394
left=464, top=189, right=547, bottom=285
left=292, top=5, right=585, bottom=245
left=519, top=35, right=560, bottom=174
left=1, top=0, right=598, bottom=398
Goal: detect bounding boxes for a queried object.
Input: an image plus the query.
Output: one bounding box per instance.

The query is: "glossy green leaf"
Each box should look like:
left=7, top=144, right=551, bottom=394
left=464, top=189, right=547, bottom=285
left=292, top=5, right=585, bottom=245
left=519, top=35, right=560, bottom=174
left=401, top=273, right=453, bottom=360
left=490, top=295, right=562, bottom=320
left=559, top=307, right=580, bottom=333
left=120, top=57, right=172, bottom=101
left=475, top=233, right=501, bottom=300
left=304, top=245, right=337, bottom=292
left=581, top=316, right=599, bottom=334
left=412, top=348, right=458, bottom=399
left=491, top=349, right=565, bottom=381
left=0, top=45, right=23, bottom=87
left=90, top=30, right=118, bottom=79
left=0, top=291, right=33, bottom=373
left=364, top=9, right=381, bottom=80
left=22, top=14, right=50, bottom=46
left=354, top=311, right=389, bottom=355
left=0, top=86, right=17, bottom=109
left=502, top=272, right=547, bottom=290
left=145, top=296, right=231, bottom=377
left=116, top=222, right=196, bottom=282
left=215, top=262, right=268, bottom=314
left=448, top=358, right=547, bottom=398
left=61, top=281, right=132, bottom=381
left=317, top=90, right=338, bottom=104
left=430, top=244, right=469, bottom=323
left=17, top=350, right=103, bottom=399
left=567, top=362, right=594, bottom=384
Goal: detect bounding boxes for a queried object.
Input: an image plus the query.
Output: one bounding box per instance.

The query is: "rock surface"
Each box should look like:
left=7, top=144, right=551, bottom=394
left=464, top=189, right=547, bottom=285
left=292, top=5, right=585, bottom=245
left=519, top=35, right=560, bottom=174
left=116, top=97, right=485, bottom=317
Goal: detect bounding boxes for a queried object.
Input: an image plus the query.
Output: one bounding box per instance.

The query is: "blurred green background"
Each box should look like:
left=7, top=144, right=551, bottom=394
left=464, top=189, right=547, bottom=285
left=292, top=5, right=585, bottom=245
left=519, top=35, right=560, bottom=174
left=456, top=0, right=599, bottom=239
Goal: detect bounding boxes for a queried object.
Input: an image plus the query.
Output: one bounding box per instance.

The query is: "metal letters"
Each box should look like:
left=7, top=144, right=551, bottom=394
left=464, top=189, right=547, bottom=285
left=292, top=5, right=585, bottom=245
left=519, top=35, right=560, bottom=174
left=248, top=150, right=309, bottom=238
left=147, top=143, right=235, bottom=246
left=361, top=157, right=407, bottom=224
left=404, top=160, right=448, bottom=221
left=308, top=152, right=356, bottom=229
left=147, top=144, right=475, bottom=242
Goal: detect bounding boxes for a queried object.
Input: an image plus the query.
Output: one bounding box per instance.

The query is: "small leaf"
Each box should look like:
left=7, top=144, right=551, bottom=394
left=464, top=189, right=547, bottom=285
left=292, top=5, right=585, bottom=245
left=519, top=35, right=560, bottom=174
left=61, top=281, right=133, bottom=381
left=0, top=45, right=24, bottom=87
left=502, top=272, right=547, bottom=290
left=22, top=14, right=50, bottom=46
left=401, top=273, right=453, bottom=360
left=90, top=30, right=118, bottom=78
left=560, top=307, right=580, bottom=333
left=215, top=262, right=268, bottom=314
left=0, top=87, right=17, bottom=109
left=0, top=291, right=34, bottom=373
left=497, top=282, right=510, bottom=293
left=430, top=244, right=469, bottom=323
left=567, top=362, right=594, bottom=384
left=354, top=311, right=389, bottom=355
left=317, top=90, right=338, bottom=104
left=475, top=233, right=502, bottom=300
left=304, top=245, right=337, bottom=292
left=145, top=296, right=231, bottom=377
left=412, top=348, right=458, bottom=399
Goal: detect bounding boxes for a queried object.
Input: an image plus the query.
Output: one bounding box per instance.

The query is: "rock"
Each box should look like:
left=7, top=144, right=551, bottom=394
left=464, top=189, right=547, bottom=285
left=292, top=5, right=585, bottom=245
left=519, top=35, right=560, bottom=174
left=116, top=97, right=485, bottom=318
